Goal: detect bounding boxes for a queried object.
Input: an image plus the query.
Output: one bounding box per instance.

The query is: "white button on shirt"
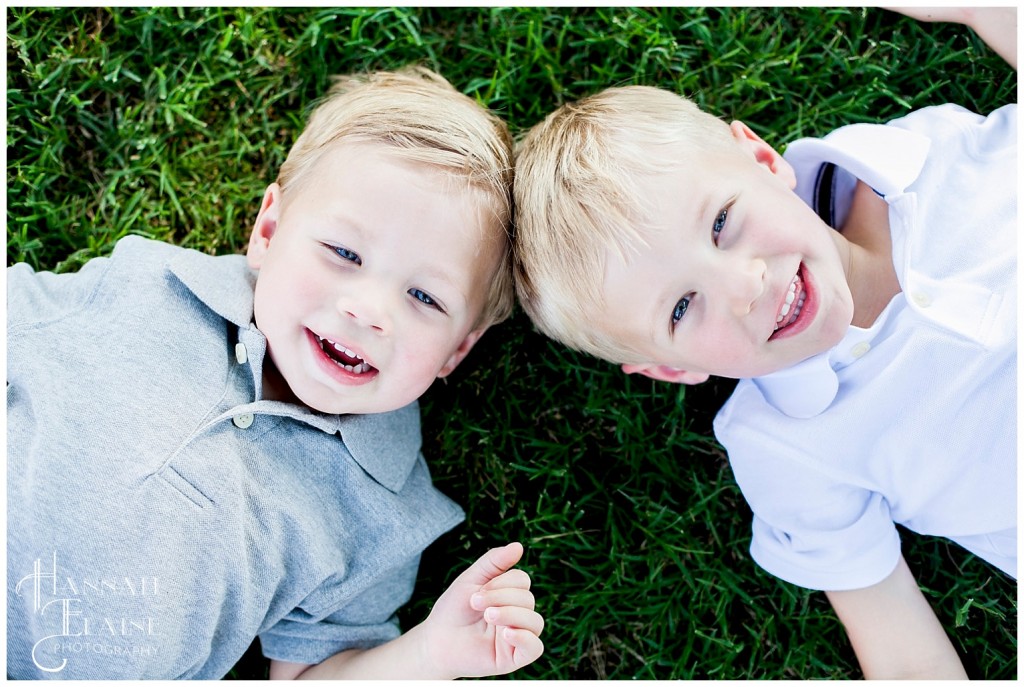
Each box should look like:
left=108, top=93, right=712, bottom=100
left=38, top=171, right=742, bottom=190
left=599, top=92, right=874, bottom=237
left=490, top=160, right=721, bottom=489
left=910, top=291, right=932, bottom=308
left=232, top=413, right=254, bottom=429
left=849, top=342, right=871, bottom=359
left=715, top=104, right=1017, bottom=591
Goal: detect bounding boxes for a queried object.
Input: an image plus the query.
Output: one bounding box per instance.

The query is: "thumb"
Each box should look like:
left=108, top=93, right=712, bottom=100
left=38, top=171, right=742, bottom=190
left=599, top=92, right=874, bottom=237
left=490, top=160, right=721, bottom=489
left=454, top=542, right=524, bottom=587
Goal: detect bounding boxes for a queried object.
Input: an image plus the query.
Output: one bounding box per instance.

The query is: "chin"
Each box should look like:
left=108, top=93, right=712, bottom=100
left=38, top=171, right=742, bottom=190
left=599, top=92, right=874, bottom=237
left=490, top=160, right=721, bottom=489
left=824, top=304, right=855, bottom=347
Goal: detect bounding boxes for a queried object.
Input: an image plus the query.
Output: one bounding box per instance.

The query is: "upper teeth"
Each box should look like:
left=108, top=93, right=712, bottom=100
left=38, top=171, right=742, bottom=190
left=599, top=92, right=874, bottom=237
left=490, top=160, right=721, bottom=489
left=774, top=275, right=806, bottom=330
left=332, top=341, right=361, bottom=360
left=316, top=335, right=371, bottom=374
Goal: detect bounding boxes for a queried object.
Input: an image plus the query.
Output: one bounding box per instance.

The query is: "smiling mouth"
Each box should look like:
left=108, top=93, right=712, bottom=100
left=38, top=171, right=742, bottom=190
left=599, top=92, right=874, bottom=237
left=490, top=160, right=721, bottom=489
left=773, top=271, right=807, bottom=334
left=315, top=334, right=375, bottom=375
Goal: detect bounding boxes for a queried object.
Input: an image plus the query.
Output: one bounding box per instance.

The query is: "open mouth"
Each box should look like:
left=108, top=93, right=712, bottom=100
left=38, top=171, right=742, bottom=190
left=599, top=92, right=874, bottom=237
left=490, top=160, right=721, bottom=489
left=314, top=334, right=375, bottom=375
left=769, top=265, right=811, bottom=341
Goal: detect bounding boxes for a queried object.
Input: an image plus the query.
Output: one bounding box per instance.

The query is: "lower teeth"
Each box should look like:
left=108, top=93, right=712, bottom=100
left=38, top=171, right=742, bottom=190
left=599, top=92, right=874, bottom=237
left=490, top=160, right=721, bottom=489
left=331, top=358, right=370, bottom=374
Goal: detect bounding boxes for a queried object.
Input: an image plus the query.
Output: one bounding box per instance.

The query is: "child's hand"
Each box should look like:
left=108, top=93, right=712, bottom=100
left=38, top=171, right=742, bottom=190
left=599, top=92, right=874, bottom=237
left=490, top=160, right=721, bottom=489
left=418, top=542, right=544, bottom=678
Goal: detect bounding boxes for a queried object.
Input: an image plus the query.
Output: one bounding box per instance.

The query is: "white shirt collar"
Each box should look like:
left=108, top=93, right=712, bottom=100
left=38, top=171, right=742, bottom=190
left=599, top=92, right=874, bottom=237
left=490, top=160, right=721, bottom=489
left=786, top=121, right=931, bottom=208
left=752, top=122, right=931, bottom=419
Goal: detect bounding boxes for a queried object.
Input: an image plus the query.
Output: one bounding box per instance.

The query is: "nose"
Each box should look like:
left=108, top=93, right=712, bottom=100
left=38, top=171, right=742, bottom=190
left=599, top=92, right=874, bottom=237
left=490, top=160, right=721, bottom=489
left=722, top=256, right=767, bottom=317
left=336, top=283, right=392, bottom=335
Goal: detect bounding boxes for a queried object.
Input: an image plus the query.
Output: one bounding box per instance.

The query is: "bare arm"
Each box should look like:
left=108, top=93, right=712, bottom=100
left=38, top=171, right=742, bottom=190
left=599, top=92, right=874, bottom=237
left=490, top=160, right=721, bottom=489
left=891, top=6, right=1017, bottom=69
left=269, top=624, right=456, bottom=680
left=825, top=555, right=967, bottom=679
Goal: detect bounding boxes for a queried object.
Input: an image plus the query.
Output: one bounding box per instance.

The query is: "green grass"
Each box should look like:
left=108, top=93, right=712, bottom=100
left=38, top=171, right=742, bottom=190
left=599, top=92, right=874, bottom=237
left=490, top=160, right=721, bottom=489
left=7, top=7, right=1017, bottom=680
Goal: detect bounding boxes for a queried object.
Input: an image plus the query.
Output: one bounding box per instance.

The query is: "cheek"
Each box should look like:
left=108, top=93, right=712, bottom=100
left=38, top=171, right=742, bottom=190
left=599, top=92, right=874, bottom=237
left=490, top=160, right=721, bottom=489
left=291, top=272, right=329, bottom=307
left=394, top=326, right=461, bottom=376
left=253, top=262, right=331, bottom=336
left=269, top=259, right=331, bottom=308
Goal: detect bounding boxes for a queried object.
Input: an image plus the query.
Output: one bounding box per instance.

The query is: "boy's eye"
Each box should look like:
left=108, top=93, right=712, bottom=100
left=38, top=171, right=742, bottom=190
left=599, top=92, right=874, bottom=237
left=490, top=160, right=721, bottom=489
left=409, top=288, right=445, bottom=313
left=333, top=246, right=361, bottom=265
left=671, top=296, right=690, bottom=328
left=712, top=207, right=728, bottom=242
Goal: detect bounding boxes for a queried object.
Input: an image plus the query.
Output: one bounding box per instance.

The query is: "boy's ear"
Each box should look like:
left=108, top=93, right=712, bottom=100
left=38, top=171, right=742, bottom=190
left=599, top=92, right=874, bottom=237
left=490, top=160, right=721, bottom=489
left=621, top=362, right=709, bottom=385
left=437, top=327, right=489, bottom=379
left=247, top=183, right=282, bottom=270
left=729, top=121, right=797, bottom=189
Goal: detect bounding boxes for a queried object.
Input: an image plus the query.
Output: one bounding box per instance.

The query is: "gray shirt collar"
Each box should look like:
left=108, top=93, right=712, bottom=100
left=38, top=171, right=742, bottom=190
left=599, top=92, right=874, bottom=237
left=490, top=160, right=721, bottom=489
left=164, top=247, right=422, bottom=493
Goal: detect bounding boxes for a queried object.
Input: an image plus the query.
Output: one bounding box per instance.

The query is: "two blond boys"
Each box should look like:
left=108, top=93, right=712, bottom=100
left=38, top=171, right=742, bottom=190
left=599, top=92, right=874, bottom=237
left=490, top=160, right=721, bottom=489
left=8, top=7, right=1015, bottom=681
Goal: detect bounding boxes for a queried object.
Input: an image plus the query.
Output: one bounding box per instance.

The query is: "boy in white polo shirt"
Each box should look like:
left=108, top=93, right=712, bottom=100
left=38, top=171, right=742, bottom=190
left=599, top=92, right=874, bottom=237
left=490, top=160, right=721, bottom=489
left=512, top=8, right=1015, bottom=680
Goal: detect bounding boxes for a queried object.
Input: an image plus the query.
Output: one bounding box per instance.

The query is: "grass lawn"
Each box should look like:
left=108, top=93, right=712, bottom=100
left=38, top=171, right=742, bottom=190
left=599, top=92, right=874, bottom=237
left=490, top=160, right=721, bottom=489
left=7, top=6, right=1017, bottom=680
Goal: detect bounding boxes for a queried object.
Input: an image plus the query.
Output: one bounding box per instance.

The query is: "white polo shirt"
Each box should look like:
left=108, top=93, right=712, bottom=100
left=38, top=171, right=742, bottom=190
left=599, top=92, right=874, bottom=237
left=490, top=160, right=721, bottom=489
left=714, top=104, right=1017, bottom=591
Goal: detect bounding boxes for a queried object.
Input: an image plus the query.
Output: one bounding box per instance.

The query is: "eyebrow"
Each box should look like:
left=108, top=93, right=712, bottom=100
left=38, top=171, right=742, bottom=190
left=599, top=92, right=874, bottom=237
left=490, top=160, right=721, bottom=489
left=651, top=281, right=676, bottom=341
left=326, top=211, right=366, bottom=239
left=694, top=192, right=714, bottom=239
left=419, top=266, right=470, bottom=309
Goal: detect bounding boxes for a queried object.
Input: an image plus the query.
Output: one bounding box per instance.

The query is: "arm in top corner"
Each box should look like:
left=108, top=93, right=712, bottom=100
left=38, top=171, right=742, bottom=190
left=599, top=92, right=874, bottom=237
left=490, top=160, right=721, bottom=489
left=890, top=6, right=1017, bottom=70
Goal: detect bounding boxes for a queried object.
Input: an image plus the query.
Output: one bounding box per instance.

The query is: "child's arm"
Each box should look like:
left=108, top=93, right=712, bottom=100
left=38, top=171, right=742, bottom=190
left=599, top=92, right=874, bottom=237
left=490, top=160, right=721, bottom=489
left=891, top=6, right=1017, bottom=69
left=825, top=555, right=967, bottom=679
left=269, top=542, right=544, bottom=680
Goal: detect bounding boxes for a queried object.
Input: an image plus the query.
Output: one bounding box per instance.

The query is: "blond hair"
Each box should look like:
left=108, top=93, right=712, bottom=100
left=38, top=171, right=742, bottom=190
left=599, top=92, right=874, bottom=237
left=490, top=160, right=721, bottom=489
left=513, top=85, right=738, bottom=362
left=279, top=66, right=515, bottom=327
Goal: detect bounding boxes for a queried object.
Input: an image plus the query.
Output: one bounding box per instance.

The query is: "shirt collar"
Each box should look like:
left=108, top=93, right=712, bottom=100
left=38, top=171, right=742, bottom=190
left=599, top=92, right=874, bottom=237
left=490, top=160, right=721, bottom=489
left=334, top=404, right=423, bottom=493
left=785, top=120, right=931, bottom=220
left=164, top=247, right=422, bottom=493
left=752, top=352, right=838, bottom=419
left=166, top=247, right=256, bottom=329
left=752, top=122, right=931, bottom=419
left=752, top=302, right=899, bottom=419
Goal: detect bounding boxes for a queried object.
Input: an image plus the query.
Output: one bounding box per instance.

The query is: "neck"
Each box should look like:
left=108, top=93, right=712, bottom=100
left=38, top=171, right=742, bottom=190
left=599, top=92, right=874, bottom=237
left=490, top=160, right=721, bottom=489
left=837, top=181, right=902, bottom=328
left=261, top=357, right=303, bottom=405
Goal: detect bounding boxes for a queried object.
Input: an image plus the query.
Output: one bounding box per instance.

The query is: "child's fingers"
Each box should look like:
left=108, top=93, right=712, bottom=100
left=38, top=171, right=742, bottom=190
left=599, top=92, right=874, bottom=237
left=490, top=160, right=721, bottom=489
left=479, top=567, right=531, bottom=592
left=483, top=606, right=545, bottom=636
left=453, top=542, right=524, bottom=587
left=471, top=586, right=535, bottom=612
left=501, top=627, right=545, bottom=669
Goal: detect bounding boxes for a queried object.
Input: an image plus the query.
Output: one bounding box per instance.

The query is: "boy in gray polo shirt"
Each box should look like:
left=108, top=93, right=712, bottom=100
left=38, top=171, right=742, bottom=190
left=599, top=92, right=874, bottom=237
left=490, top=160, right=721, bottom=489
left=8, top=67, right=544, bottom=679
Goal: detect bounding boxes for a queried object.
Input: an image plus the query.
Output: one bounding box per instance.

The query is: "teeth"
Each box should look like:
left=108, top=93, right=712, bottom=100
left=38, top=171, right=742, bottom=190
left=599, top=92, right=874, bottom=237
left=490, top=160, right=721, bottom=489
left=331, top=340, right=363, bottom=362
left=316, top=334, right=372, bottom=374
left=776, top=277, right=799, bottom=324
left=774, top=291, right=806, bottom=331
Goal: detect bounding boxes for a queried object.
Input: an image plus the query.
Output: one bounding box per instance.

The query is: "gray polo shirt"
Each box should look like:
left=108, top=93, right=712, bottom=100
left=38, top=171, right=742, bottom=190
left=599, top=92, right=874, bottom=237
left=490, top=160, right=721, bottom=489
left=7, top=235, right=465, bottom=679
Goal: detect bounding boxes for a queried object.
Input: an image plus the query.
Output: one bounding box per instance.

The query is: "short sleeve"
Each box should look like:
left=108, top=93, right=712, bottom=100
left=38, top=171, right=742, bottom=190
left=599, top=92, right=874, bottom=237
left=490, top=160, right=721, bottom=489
left=741, top=462, right=902, bottom=591
left=258, top=555, right=421, bottom=666
left=717, top=392, right=902, bottom=592
left=7, top=255, right=115, bottom=333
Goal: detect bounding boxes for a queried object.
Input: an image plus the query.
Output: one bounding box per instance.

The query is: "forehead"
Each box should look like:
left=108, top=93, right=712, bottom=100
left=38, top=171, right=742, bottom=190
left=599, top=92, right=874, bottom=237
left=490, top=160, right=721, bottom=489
left=296, top=141, right=501, bottom=230
left=297, top=142, right=505, bottom=290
